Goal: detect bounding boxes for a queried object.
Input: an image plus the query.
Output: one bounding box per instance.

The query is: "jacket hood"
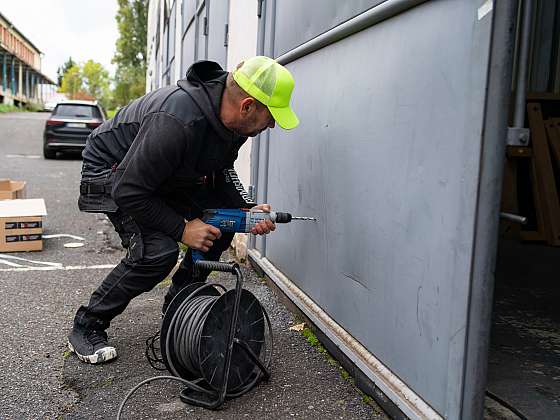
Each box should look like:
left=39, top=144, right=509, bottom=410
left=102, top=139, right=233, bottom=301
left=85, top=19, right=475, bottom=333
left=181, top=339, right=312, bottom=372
left=177, top=60, right=241, bottom=143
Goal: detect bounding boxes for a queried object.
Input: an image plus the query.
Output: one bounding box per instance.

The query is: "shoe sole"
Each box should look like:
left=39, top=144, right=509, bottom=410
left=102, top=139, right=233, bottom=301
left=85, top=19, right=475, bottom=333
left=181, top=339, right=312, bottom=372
left=68, top=340, right=117, bottom=364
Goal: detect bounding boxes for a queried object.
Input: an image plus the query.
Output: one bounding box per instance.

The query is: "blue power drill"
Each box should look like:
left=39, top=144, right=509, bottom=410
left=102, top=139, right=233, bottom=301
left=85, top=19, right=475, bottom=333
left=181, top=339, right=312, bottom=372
left=192, top=208, right=317, bottom=262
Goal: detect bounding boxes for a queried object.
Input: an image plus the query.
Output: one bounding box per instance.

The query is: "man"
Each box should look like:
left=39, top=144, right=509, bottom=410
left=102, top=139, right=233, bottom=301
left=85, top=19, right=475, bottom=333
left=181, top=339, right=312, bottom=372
left=68, top=56, right=299, bottom=364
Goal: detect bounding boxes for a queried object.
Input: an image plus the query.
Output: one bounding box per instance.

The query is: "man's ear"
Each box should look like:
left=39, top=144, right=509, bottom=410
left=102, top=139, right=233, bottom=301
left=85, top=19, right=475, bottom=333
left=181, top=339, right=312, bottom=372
left=240, top=97, right=255, bottom=115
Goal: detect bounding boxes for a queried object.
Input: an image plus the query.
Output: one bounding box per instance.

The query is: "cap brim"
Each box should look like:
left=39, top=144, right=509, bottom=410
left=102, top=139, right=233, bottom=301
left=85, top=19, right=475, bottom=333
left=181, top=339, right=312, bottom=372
left=268, top=105, right=299, bottom=130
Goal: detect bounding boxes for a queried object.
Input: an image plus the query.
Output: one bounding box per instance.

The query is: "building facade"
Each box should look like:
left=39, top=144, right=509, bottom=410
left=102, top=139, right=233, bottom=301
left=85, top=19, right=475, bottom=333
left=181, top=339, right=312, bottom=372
left=144, top=1, right=540, bottom=419
left=0, top=12, right=55, bottom=107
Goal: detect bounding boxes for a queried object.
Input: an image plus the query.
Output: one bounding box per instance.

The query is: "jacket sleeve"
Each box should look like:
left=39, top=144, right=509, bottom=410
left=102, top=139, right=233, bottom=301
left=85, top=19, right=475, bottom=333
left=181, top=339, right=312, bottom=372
left=112, top=112, right=188, bottom=241
left=215, top=137, right=256, bottom=208
left=217, top=166, right=256, bottom=208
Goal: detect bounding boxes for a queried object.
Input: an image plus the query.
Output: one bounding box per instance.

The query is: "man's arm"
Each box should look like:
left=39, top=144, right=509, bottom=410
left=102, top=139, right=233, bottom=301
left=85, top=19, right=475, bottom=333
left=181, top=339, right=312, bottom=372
left=112, top=112, right=187, bottom=241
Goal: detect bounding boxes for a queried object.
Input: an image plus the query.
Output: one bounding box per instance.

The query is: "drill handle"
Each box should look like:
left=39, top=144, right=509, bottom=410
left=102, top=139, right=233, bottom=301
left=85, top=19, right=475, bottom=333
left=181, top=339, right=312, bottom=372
left=192, top=249, right=205, bottom=262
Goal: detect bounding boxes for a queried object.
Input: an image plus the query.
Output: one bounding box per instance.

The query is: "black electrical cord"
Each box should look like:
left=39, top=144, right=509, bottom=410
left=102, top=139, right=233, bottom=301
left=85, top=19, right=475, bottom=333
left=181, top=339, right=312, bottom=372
left=116, top=375, right=209, bottom=420
left=145, top=330, right=166, bottom=371
left=486, top=390, right=530, bottom=420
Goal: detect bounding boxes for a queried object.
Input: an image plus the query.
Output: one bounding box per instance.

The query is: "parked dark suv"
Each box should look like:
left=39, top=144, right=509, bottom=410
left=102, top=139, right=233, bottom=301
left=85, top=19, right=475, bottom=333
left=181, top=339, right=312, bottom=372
left=43, top=100, right=105, bottom=159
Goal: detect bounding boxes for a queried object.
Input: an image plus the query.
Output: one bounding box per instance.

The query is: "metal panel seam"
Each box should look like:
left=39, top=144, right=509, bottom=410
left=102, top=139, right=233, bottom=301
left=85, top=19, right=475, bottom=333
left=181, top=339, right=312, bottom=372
left=248, top=248, right=443, bottom=420
left=260, top=0, right=276, bottom=258
left=249, top=0, right=267, bottom=250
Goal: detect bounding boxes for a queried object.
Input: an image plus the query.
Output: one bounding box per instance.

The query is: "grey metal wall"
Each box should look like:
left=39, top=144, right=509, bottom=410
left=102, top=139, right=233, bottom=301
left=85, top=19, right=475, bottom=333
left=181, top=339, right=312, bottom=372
left=272, top=0, right=385, bottom=56
left=252, top=0, right=505, bottom=418
left=180, top=0, right=229, bottom=79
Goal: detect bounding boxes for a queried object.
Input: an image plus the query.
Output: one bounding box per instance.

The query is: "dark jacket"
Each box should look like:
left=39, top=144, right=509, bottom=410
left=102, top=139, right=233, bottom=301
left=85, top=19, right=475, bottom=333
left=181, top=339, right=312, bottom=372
left=79, top=61, right=253, bottom=242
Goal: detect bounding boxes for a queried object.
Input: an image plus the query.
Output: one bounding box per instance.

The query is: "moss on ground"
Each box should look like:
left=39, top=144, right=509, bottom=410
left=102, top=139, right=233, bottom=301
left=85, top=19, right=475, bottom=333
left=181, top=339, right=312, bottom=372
left=300, top=327, right=376, bottom=410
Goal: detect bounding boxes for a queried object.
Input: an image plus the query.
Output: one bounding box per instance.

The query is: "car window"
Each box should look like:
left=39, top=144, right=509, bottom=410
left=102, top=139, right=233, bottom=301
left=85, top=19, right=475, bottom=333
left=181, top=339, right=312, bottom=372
left=54, top=104, right=102, bottom=119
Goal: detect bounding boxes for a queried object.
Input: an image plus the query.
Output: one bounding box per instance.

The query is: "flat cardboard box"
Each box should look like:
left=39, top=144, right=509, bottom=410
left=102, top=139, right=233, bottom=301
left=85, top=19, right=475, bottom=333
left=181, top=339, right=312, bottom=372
left=0, top=179, right=27, bottom=200
left=0, top=199, right=47, bottom=252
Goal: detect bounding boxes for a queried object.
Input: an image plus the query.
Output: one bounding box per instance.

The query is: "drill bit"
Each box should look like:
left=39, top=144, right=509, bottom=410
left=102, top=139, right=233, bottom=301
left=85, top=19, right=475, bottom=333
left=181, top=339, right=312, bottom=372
left=291, top=216, right=317, bottom=221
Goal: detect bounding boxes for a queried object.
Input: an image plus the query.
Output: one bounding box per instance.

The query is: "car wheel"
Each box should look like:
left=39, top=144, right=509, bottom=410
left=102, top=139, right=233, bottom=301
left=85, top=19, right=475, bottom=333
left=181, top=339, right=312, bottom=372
left=43, top=143, right=57, bottom=159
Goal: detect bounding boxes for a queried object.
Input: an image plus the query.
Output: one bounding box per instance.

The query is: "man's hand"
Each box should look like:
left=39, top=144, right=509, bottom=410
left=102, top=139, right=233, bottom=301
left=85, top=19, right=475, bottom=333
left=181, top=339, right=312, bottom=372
left=251, top=204, right=276, bottom=235
left=181, top=218, right=222, bottom=252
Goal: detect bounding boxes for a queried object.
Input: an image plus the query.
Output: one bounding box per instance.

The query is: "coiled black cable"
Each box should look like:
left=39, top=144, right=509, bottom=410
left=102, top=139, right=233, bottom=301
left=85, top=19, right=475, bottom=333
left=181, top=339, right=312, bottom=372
left=118, top=274, right=273, bottom=419
left=172, top=294, right=216, bottom=376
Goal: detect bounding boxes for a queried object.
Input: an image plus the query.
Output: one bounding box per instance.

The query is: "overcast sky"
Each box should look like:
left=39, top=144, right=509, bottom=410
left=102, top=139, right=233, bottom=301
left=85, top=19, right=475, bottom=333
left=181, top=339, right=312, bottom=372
left=1, top=0, right=119, bottom=82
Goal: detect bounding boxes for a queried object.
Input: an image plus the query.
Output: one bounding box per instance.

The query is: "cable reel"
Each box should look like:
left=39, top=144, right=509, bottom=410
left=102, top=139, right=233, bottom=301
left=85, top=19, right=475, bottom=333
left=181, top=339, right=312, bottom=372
left=117, top=260, right=273, bottom=418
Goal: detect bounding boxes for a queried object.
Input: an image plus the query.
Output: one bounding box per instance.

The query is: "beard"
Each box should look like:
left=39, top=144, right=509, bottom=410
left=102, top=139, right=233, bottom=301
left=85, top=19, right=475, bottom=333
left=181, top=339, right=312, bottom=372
left=236, top=118, right=268, bottom=137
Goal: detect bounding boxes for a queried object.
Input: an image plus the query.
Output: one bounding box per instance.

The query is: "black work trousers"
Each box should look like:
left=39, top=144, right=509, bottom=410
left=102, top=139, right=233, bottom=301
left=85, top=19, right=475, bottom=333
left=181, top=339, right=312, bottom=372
left=73, top=210, right=234, bottom=331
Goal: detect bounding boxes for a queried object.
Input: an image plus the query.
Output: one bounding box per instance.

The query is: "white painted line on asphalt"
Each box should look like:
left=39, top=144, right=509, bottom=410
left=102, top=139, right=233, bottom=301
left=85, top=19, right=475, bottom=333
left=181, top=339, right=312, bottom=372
left=5, top=154, right=41, bottom=159
left=0, top=258, right=25, bottom=267
left=0, top=264, right=115, bottom=273
left=43, top=234, right=86, bottom=241
left=0, top=254, right=62, bottom=267
left=64, top=242, right=85, bottom=248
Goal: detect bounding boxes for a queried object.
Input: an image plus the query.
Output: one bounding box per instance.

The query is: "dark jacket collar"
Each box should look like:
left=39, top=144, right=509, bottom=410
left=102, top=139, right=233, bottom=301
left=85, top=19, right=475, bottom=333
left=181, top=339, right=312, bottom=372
left=177, top=60, right=245, bottom=144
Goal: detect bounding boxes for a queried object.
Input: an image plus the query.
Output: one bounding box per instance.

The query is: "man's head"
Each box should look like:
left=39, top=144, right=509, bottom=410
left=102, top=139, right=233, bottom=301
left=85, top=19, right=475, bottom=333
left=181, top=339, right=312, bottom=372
left=220, top=56, right=299, bottom=137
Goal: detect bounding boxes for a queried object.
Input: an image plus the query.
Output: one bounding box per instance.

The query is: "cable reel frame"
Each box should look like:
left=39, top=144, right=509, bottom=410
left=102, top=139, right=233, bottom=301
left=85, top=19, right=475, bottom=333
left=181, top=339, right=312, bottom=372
left=159, top=260, right=273, bottom=409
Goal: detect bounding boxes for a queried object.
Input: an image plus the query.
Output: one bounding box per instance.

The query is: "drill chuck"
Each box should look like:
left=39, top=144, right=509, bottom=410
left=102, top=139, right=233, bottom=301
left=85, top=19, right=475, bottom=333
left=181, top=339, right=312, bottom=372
left=272, top=211, right=292, bottom=223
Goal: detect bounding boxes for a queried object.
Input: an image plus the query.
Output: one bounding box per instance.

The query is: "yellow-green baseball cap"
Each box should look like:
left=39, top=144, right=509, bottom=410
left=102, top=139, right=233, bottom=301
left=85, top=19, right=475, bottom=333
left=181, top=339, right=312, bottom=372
left=233, top=56, right=299, bottom=130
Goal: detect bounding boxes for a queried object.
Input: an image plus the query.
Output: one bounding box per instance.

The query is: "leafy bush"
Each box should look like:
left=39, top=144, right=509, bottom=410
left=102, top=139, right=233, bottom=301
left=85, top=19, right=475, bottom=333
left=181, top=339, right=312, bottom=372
left=0, top=104, right=22, bottom=113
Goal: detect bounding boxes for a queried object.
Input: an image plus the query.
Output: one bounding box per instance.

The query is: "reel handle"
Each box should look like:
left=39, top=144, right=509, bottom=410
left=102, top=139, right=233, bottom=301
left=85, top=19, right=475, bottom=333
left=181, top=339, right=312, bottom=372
left=194, top=260, right=238, bottom=273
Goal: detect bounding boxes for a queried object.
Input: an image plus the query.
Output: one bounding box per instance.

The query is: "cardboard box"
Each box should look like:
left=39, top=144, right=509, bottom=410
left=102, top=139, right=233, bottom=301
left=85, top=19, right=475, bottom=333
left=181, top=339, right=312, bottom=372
left=0, top=179, right=27, bottom=200
left=0, top=199, right=47, bottom=252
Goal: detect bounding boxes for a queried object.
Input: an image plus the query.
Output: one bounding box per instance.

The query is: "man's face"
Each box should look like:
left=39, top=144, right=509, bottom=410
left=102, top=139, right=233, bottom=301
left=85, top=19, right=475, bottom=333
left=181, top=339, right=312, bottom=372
left=236, top=98, right=276, bottom=137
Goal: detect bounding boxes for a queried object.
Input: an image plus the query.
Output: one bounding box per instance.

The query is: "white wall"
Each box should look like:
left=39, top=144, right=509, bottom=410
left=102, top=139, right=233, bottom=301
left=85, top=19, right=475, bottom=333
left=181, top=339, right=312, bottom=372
left=227, top=0, right=258, bottom=189
left=146, top=0, right=160, bottom=92
left=227, top=0, right=258, bottom=259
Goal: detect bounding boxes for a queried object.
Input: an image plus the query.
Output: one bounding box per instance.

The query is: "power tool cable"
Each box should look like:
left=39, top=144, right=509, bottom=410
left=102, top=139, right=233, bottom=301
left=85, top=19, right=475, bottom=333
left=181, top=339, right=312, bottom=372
left=485, top=390, right=529, bottom=420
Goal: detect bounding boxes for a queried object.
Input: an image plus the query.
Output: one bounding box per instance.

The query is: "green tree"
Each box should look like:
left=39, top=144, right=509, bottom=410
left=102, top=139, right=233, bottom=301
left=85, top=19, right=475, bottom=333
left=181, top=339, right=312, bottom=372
left=114, top=66, right=145, bottom=107
left=83, top=60, right=110, bottom=103
left=113, top=0, right=147, bottom=106
left=57, top=57, right=75, bottom=87
left=60, top=65, right=84, bottom=99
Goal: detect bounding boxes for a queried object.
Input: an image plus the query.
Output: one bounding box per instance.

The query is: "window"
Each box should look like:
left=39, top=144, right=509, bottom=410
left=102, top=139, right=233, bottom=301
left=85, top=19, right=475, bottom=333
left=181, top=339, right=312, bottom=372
left=54, top=104, right=102, bottom=119
left=169, top=2, right=176, bottom=64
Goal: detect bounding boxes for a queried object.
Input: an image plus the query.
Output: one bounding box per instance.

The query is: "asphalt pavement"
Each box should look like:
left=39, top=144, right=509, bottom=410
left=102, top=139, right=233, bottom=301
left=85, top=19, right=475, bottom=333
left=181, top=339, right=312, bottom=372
left=0, top=112, right=387, bottom=420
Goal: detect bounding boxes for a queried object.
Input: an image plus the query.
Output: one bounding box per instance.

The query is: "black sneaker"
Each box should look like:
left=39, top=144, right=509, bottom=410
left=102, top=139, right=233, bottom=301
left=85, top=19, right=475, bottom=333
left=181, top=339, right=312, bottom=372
left=68, top=328, right=117, bottom=364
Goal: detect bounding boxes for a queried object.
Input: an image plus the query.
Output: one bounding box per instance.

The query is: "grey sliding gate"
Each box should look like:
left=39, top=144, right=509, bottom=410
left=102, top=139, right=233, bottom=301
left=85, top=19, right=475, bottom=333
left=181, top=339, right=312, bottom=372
left=249, top=1, right=516, bottom=418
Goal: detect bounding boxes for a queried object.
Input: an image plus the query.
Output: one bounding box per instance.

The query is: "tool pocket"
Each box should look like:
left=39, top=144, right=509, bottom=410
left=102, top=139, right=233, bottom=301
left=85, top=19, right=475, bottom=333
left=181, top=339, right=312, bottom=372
left=107, top=212, right=145, bottom=263
left=126, top=232, right=144, bottom=263
left=78, top=168, right=118, bottom=213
